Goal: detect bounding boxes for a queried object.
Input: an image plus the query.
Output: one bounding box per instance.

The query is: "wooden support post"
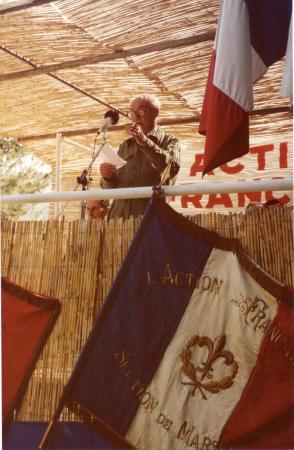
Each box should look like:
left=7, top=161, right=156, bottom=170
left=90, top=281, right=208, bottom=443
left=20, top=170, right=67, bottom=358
left=55, top=133, right=62, bottom=218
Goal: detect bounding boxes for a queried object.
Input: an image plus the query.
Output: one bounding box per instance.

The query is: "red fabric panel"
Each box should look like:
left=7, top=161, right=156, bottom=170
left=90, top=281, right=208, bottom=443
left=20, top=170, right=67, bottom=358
left=219, top=299, right=294, bottom=449
left=199, top=51, right=249, bottom=175
left=2, top=277, right=61, bottom=429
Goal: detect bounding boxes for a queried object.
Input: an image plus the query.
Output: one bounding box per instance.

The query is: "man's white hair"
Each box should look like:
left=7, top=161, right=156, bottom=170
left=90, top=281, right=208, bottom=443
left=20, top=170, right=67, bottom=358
left=131, top=93, right=161, bottom=114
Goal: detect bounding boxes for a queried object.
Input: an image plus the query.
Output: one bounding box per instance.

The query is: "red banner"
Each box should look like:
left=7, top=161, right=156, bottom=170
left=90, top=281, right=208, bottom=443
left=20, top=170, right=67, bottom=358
left=2, top=277, right=61, bottom=429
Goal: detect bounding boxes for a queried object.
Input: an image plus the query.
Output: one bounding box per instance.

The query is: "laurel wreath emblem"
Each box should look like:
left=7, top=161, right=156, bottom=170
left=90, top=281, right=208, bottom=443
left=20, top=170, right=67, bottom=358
left=180, top=334, right=238, bottom=400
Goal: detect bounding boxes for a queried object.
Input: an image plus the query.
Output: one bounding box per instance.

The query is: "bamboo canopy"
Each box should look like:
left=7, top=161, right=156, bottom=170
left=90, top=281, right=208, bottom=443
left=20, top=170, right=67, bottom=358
left=1, top=207, right=293, bottom=421
left=0, top=0, right=292, bottom=219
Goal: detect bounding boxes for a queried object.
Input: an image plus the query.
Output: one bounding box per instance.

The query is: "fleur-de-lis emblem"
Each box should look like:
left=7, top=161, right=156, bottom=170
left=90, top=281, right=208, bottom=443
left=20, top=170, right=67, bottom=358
left=180, top=334, right=238, bottom=400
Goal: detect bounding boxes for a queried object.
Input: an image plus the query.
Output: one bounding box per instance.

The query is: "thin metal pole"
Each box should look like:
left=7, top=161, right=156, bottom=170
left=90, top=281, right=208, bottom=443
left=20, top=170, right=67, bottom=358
left=62, top=137, right=93, bottom=154
left=54, top=139, right=107, bottom=219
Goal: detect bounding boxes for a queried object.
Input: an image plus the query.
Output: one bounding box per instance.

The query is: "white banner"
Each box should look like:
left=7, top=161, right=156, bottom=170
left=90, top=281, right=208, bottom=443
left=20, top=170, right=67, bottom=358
left=172, top=138, right=293, bottom=214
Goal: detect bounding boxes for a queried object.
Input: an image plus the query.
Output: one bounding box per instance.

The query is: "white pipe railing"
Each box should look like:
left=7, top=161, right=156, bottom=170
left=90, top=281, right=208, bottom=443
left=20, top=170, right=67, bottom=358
left=1, top=179, right=292, bottom=204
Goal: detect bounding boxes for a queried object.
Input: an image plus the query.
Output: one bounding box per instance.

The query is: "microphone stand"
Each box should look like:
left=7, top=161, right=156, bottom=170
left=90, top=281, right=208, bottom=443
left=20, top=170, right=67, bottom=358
left=55, top=131, right=108, bottom=220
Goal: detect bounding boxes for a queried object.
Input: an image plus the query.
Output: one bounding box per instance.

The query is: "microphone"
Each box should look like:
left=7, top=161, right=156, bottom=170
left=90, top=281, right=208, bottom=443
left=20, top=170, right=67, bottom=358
left=100, top=110, right=119, bottom=132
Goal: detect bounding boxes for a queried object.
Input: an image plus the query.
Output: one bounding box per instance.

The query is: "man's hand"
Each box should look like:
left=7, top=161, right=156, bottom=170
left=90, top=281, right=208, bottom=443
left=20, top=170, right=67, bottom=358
left=125, top=123, right=147, bottom=146
left=100, top=163, right=116, bottom=179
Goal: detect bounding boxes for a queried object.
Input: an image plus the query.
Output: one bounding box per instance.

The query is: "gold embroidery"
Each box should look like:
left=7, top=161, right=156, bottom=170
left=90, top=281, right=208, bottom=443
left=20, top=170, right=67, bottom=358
left=268, top=324, right=294, bottom=365
left=231, top=293, right=271, bottom=332
left=145, top=264, right=224, bottom=293
left=180, top=335, right=238, bottom=400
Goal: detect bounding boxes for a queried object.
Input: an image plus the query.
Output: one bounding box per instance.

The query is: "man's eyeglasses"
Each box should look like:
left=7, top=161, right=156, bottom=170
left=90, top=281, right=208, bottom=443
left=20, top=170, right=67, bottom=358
left=127, top=107, right=150, bottom=119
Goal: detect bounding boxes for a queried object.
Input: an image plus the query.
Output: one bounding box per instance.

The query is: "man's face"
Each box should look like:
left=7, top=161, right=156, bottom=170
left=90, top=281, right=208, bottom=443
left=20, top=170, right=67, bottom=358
left=128, top=98, right=157, bottom=134
left=86, top=200, right=108, bottom=220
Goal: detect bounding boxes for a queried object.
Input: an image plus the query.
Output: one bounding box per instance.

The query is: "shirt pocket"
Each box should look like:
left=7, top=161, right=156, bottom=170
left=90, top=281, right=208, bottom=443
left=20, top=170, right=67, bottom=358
left=116, top=153, right=136, bottom=187
left=119, top=142, right=137, bottom=160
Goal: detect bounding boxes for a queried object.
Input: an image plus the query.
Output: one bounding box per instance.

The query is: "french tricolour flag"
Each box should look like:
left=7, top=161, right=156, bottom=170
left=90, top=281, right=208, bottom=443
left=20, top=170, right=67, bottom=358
left=199, top=0, right=292, bottom=176
left=42, top=198, right=294, bottom=450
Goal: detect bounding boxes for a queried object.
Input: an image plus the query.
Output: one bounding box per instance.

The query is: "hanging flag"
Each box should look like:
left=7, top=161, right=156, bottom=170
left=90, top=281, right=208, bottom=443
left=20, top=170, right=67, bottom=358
left=199, top=0, right=292, bottom=176
left=280, top=16, right=293, bottom=99
left=2, top=277, right=61, bottom=430
left=41, top=198, right=294, bottom=450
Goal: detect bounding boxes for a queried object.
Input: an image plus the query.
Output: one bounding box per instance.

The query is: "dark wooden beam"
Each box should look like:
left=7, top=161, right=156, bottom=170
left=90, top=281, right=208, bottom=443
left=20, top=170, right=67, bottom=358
left=0, top=0, right=56, bottom=14
left=0, top=32, right=216, bottom=82
left=15, top=106, right=291, bottom=142
left=250, top=106, right=292, bottom=116
left=17, top=116, right=200, bottom=142
left=0, top=43, right=127, bottom=116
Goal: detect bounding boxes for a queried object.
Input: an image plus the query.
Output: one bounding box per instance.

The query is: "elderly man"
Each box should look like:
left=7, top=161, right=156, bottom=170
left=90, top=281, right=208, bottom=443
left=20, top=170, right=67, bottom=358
left=100, top=94, right=181, bottom=220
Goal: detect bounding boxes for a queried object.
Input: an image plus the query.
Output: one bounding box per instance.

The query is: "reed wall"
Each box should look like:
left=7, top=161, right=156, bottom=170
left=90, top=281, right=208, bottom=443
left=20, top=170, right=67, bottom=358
left=1, top=206, right=293, bottom=422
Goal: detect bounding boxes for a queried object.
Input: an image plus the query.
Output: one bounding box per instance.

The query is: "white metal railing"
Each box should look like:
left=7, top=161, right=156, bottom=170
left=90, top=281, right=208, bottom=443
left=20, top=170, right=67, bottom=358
left=1, top=179, right=292, bottom=204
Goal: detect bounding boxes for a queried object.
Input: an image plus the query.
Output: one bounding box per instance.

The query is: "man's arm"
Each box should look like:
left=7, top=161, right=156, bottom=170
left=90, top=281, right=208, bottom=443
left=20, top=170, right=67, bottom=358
left=127, top=123, right=180, bottom=178
left=140, top=136, right=180, bottom=176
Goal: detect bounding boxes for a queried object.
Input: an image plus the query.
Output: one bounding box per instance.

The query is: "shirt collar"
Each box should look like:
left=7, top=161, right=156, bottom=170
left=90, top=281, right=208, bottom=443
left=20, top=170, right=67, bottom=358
left=147, top=125, right=161, bottom=139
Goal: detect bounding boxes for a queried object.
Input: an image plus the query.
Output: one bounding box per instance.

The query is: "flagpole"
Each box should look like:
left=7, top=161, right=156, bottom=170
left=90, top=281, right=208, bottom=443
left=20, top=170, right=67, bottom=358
left=38, top=394, right=66, bottom=449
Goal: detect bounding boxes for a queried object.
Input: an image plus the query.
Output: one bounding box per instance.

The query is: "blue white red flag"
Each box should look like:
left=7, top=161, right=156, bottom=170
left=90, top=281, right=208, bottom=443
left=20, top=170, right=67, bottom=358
left=199, top=0, right=292, bottom=176
left=46, top=198, right=294, bottom=449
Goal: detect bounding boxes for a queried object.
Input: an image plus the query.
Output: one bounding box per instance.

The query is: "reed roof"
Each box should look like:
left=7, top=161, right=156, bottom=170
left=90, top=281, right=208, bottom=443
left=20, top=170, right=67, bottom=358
left=0, top=0, right=292, bottom=218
